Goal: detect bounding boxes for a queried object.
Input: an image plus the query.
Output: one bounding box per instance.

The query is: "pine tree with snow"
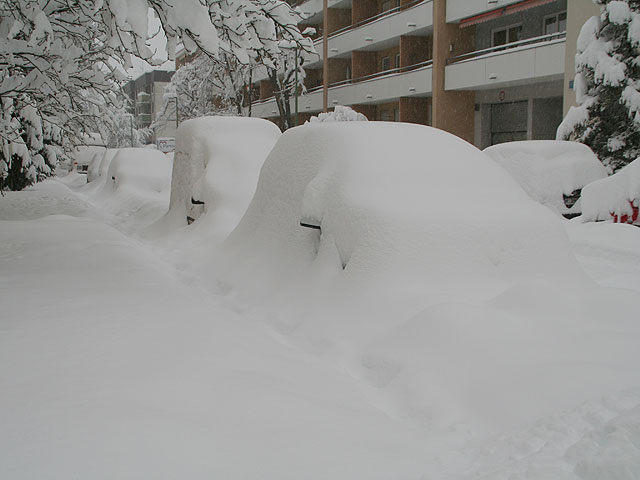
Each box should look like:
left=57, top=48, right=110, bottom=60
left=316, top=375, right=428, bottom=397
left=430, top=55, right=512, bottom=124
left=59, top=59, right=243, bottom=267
left=557, top=0, right=640, bottom=172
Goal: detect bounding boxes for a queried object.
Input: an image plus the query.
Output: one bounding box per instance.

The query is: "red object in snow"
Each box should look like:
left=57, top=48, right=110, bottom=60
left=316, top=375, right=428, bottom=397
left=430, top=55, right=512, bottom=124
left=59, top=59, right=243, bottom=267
left=611, top=201, right=639, bottom=225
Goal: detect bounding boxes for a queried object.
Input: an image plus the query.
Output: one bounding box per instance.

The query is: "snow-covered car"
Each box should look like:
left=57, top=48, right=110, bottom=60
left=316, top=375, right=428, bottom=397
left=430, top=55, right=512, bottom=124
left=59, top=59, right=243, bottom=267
left=483, top=140, right=608, bottom=218
left=218, top=122, right=583, bottom=303
left=70, top=145, right=106, bottom=175
left=580, top=157, right=640, bottom=226
left=169, top=116, right=280, bottom=231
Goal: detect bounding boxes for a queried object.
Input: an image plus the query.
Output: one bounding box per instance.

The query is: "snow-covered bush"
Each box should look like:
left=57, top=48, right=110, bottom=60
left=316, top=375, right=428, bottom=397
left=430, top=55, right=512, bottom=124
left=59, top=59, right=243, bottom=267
left=167, top=116, right=280, bottom=238
left=557, top=0, right=640, bottom=172
left=483, top=140, right=607, bottom=217
left=581, top=156, right=640, bottom=224
left=305, top=106, right=368, bottom=123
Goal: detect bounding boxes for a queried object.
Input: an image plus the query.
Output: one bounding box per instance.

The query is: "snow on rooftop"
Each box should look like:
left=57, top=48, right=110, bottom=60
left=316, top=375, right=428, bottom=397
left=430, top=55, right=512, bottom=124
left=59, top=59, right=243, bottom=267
left=484, top=140, right=608, bottom=215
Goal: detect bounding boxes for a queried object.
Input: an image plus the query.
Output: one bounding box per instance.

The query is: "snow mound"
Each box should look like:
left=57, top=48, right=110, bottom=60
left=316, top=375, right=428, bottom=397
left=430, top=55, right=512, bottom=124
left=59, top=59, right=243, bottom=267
left=581, top=157, right=640, bottom=224
left=483, top=140, right=607, bottom=216
left=167, top=116, right=280, bottom=239
left=219, top=123, right=585, bottom=307
left=306, top=105, right=368, bottom=123
left=86, top=148, right=119, bottom=183
left=210, top=123, right=640, bottom=432
left=97, top=148, right=172, bottom=228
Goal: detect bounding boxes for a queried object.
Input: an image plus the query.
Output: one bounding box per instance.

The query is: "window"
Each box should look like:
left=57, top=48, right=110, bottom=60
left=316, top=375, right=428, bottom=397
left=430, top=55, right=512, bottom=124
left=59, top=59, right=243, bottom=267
left=346, top=64, right=351, bottom=80
left=382, top=0, right=391, bottom=11
left=394, top=108, right=400, bottom=122
left=381, top=56, right=390, bottom=71
left=395, top=53, right=401, bottom=69
left=492, top=24, right=522, bottom=47
left=380, top=110, right=391, bottom=121
left=544, top=11, right=567, bottom=35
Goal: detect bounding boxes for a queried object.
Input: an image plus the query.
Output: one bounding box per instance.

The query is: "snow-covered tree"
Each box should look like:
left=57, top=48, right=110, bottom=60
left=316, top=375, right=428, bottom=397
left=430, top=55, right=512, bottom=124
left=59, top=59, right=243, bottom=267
left=155, top=53, right=250, bottom=128
left=557, top=0, right=640, bottom=172
left=1, top=0, right=314, bottom=189
left=100, top=105, right=151, bottom=148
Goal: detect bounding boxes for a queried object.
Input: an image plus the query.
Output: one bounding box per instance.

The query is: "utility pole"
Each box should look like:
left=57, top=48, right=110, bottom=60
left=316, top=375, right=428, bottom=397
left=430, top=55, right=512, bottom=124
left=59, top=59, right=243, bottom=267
left=322, top=0, right=328, bottom=112
left=174, top=96, right=179, bottom=129
left=294, top=49, right=299, bottom=126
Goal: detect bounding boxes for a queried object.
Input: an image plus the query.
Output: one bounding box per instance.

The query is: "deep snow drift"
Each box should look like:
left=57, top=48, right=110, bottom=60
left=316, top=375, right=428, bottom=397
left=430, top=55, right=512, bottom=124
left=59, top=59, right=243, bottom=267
left=210, top=122, right=640, bottom=432
left=2, top=122, right=640, bottom=479
left=483, top=140, right=608, bottom=216
left=73, top=147, right=173, bottom=230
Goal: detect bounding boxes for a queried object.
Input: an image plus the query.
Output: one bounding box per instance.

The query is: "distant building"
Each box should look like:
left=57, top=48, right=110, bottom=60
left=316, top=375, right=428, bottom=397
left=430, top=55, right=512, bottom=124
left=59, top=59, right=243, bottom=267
left=124, top=70, right=176, bottom=145
left=250, top=0, right=600, bottom=147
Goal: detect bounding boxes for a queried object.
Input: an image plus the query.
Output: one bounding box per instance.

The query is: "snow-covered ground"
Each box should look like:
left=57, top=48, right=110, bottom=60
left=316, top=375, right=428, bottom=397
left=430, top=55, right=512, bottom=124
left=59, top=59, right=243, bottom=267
left=1, top=131, right=640, bottom=478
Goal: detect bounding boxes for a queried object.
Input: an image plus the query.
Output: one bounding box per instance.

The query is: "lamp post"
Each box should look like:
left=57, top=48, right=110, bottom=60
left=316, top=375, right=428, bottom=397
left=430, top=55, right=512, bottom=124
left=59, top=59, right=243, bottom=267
left=294, top=48, right=299, bottom=127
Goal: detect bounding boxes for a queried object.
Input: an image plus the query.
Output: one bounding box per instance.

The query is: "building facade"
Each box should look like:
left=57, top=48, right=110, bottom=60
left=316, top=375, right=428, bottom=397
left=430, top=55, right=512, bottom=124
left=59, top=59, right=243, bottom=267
left=124, top=70, right=177, bottom=145
left=249, top=0, right=600, bottom=148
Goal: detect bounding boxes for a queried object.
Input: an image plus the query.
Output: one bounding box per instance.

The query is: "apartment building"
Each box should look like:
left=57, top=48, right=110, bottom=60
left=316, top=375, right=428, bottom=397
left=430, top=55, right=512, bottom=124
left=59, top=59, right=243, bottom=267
left=124, top=70, right=177, bottom=145
left=250, top=0, right=600, bottom=148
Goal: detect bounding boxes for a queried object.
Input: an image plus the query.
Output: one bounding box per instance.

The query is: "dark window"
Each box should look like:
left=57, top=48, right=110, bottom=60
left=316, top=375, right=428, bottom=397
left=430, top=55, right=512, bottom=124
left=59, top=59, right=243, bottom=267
left=492, top=24, right=522, bottom=47
left=544, top=11, right=567, bottom=35
left=381, top=56, right=390, bottom=71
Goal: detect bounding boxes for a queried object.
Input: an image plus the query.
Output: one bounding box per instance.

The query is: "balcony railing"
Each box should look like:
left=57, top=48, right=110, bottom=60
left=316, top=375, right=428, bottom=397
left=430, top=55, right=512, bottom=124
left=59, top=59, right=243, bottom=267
left=253, top=59, right=433, bottom=105
left=446, top=31, right=566, bottom=65
left=329, top=0, right=427, bottom=37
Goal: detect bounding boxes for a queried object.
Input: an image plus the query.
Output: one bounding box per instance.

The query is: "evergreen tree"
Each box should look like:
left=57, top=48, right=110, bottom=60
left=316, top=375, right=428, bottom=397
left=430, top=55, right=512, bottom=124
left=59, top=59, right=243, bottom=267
left=557, top=0, right=640, bottom=172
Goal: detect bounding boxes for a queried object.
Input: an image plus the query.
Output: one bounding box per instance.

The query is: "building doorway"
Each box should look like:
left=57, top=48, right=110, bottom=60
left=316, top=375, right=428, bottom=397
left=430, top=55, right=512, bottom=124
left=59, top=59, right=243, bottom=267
left=490, top=101, right=527, bottom=145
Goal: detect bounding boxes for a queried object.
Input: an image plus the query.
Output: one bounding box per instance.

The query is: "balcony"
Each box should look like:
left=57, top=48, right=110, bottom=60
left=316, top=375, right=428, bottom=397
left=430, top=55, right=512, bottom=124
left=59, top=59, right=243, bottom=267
left=252, top=0, right=432, bottom=82
left=324, top=0, right=432, bottom=63
left=446, top=0, right=528, bottom=23
left=250, top=60, right=433, bottom=118
left=445, top=32, right=566, bottom=90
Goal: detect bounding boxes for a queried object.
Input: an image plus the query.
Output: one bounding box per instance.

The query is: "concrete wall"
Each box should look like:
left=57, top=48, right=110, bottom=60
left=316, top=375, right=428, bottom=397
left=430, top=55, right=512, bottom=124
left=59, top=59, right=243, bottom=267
left=352, top=0, right=378, bottom=23
left=328, top=58, right=351, bottom=83
left=562, top=0, right=601, bottom=115
left=400, top=96, right=431, bottom=124
left=328, top=8, right=352, bottom=33
left=400, top=35, right=432, bottom=67
left=352, top=50, right=378, bottom=78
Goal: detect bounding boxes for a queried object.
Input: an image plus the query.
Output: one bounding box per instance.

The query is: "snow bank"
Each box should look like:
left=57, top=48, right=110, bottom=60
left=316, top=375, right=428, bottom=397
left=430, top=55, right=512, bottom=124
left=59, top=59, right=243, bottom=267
left=86, top=148, right=119, bottom=183
left=165, top=116, right=280, bottom=240
left=208, top=123, right=640, bottom=433
left=581, top=157, right=640, bottom=224
left=305, top=105, right=368, bottom=123
left=483, top=140, right=607, bottom=216
left=96, top=148, right=172, bottom=228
